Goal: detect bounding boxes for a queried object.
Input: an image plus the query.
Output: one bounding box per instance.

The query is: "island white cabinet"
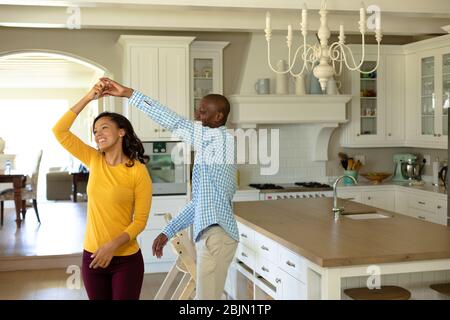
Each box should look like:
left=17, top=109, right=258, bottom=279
left=226, top=221, right=320, bottom=300
left=119, top=35, right=195, bottom=140
left=137, top=195, right=189, bottom=273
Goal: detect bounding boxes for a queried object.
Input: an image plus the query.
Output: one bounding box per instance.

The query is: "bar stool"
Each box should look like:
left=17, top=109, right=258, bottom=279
left=344, top=286, right=411, bottom=300
left=430, top=283, right=450, bottom=297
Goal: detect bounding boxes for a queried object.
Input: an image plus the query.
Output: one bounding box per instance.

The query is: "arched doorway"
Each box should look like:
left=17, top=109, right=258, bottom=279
left=0, top=50, right=113, bottom=203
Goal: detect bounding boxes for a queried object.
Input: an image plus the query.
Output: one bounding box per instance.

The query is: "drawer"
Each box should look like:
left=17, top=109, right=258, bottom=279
left=147, top=197, right=188, bottom=229
left=278, top=246, right=307, bottom=283
left=236, top=243, right=256, bottom=271
left=255, top=232, right=279, bottom=263
left=407, top=195, right=436, bottom=213
left=255, top=256, right=279, bottom=287
left=237, top=222, right=255, bottom=251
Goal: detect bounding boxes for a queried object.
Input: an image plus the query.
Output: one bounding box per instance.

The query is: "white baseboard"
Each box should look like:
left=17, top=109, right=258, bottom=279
left=0, top=253, right=82, bottom=272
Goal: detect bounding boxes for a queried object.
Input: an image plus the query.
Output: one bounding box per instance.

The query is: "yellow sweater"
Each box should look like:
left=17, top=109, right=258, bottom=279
left=52, top=110, right=152, bottom=256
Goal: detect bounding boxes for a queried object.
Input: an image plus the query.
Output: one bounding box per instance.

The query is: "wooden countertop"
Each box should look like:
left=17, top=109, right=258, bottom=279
left=234, top=198, right=450, bottom=267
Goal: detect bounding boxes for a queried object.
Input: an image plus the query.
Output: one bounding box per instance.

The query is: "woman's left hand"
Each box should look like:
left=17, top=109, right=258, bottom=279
left=89, top=241, right=117, bottom=269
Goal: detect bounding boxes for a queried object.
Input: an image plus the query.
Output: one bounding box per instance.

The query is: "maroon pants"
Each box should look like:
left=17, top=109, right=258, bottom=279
left=82, top=249, right=144, bottom=300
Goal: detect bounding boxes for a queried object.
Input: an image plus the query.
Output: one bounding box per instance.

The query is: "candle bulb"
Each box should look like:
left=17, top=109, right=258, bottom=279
left=302, top=4, right=307, bottom=29
left=288, top=24, right=292, bottom=39
left=339, top=24, right=344, bottom=38
left=360, top=3, right=366, bottom=23
left=266, top=11, right=271, bottom=31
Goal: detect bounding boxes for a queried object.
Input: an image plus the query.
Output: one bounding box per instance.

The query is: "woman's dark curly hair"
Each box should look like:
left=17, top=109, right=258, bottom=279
left=93, top=112, right=149, bottom=167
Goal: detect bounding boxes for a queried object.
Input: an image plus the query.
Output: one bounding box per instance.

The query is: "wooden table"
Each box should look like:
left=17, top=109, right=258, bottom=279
left=70, top=172, right=89, bottom=203
left=0, top=174, right=27, bottom=228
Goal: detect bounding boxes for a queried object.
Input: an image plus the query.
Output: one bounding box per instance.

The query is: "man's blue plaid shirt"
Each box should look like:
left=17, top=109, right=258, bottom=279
left=129, top=90, right=239, bottom=242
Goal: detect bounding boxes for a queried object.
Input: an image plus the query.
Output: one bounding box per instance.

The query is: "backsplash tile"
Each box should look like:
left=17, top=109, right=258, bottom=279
left=237, top=124, right=328, bottom=185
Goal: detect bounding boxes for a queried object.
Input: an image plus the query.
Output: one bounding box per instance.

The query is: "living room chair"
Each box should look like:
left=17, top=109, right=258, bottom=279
left=0, top=150, right=43, bottom=226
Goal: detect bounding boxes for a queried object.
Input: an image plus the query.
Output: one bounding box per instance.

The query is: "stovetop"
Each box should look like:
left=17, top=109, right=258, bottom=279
left=249, top=182, right=333, bottom=193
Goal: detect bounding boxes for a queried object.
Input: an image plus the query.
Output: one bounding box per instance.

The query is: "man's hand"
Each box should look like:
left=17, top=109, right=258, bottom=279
left=89, top=241, right=118, bottom=269
left=86, top=80, right=108, bottom=101
left=152, top=233, right=169, bottom=259
left=100, top=77, right=134, bottom=98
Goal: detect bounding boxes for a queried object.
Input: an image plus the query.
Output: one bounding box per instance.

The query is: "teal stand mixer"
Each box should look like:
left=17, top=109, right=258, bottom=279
left=392, top=153, right=417, bottom=182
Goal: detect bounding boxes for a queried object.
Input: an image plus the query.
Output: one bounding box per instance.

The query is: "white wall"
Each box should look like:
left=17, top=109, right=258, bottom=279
left=237, top=32, right=318, bottom=94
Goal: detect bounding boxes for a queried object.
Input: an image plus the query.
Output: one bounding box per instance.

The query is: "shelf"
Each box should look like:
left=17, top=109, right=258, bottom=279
left=360, top=78, right=377, bottom=81
left=361, top=116, right=377, bottom=118
left=421, top=114, right=435, bottom=117
left=194, top=77, right=213, bottom=80
left=421, top=75, right=434, bottom=78
left=360, top=97, right=377, bottom=99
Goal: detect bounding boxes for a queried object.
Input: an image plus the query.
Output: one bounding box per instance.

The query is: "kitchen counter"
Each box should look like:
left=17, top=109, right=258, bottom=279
left=339, top=180, right=447, bottom=195
left=234, top=197, right=450, bottom=267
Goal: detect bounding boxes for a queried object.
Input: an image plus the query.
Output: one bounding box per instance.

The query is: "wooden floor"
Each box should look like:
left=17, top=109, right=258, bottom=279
left=0, top=268, right=183, bottom=300
left=0, top=201, right=86, bottom=257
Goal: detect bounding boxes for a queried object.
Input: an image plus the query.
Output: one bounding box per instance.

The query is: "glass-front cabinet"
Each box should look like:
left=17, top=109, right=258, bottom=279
left=420, top=56, right=435, bottom=136
left=417, top=50, right=449, bottom=145
left=442, top=53, right=449, bottom=136
left=359, top=61, right=378, bottom=136
left=190, top=41, right=229, bottom=119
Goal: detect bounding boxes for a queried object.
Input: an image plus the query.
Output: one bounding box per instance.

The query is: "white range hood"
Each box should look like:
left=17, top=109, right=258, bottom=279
left=228, top=94, right=352, bottom=161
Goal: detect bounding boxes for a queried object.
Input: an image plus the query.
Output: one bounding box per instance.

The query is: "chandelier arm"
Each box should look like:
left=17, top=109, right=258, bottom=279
left=328, top=43, right=345, bottom=77
left=266, top=41, right=294, bottom=74
left=339, top=43, right=367, bottom=71
left=289, top=45, right=309, bottom=77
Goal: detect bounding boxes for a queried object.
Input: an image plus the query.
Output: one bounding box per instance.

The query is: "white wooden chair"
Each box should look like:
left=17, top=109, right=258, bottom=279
left=154, top=213, right=197, bottom=300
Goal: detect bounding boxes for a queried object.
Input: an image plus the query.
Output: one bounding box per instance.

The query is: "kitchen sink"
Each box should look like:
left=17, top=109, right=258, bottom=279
left=342, top=211, right=393, bottom=220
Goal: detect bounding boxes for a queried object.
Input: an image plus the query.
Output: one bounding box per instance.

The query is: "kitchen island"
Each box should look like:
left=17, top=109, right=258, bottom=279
left=230, top=198, right=450, bottom=300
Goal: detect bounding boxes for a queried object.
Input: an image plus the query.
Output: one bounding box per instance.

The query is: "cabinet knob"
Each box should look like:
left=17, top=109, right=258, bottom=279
left=433, top=134, right=437, bottom=137
left=240, top=233, right=247, bottom=238
left=388, top=133, right=392, bottom=136
left=241, top=252, right=248, bottom=258
left=356, top=133, right=360, bottom=137
left=418, top=201, right=426, bottom=205
left=162, top=129, right=166, bottom=132
left=437, top=205, right=442, bottom=209
left=154, top=129, right=159, bottom=133
left=261, top=245, right=269, bottom=251
left=275, top=278, right=281, bottom=283
left=418, top=216, right=426, bottom=220
left=438, top=133, right=442, bottom=137
left=368, top=196, right=371, bottom=200
left=261, top=266, right=269, bottom=272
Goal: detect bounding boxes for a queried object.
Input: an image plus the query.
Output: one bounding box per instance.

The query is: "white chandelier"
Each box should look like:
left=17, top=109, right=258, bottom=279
left=265, top=0, right=382, bottom=91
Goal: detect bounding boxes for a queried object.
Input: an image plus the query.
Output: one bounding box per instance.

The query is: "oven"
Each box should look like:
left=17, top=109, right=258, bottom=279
left=143, top=141, right=188, bottom=195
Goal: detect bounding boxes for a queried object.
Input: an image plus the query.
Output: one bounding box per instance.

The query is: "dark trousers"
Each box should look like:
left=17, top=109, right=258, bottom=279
left=82, top=249, right=144, bottom=300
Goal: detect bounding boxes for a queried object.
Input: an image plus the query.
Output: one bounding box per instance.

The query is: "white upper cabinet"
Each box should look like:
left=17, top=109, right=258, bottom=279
left=404, top=34, right=450, bottom=149
left=340, top=45, right=405, bottom=147
left=119, top=35, right=195, bottom=141
left=190, top=41, right=229, bottom=120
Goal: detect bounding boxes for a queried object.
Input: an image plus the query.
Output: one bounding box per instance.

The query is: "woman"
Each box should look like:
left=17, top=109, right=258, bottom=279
left=52, top=81, right=152, bottom=300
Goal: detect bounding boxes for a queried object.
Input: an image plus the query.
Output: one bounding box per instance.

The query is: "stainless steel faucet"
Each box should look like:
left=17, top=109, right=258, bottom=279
left=332, top=175, right=358, bottom=219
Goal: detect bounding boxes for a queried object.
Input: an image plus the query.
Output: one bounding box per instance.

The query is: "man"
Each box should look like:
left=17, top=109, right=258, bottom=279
left=99, top=77, right=238, bottom=300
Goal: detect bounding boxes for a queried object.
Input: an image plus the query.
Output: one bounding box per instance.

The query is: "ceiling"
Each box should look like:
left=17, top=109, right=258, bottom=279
left=0, top=0, right=450, bottom=36
left=0, top=53, right=99, bottom=88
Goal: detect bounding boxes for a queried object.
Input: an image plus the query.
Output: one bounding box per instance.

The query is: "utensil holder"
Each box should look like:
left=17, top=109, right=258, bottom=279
left=343, top=170, right=358, bottom=185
